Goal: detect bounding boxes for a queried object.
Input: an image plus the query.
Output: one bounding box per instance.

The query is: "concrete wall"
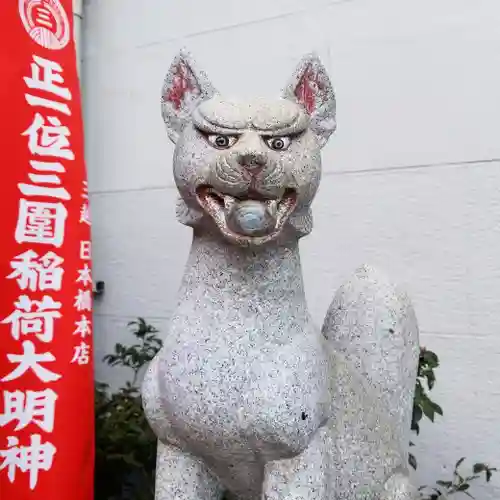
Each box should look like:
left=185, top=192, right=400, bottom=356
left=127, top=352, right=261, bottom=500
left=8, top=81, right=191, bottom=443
left=82, top=0, right=500, bottom=496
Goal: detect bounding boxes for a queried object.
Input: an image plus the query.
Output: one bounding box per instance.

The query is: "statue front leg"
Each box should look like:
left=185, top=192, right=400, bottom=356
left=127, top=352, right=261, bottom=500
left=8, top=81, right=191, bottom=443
left=144, top=357, right=223, bottom=499
left=155, top=441, right=224, bottom=500
left=261, top=429, right=331, bottom=500
left=379, top=470, right=418, bottom=500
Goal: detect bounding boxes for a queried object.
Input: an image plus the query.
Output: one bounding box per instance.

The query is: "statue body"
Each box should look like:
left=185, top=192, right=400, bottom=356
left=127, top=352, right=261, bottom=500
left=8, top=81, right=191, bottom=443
left=142, top=51, right=420, bottom=500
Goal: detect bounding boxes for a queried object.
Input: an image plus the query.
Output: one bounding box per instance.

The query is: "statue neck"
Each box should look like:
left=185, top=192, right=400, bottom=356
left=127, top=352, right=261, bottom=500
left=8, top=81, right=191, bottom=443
left=177, top=229, right=308, bottom=316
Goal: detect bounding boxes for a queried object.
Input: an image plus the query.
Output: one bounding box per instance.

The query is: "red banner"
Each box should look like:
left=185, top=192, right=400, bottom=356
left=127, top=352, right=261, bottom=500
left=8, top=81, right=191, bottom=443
left=0, top=1, right=94, bottom=500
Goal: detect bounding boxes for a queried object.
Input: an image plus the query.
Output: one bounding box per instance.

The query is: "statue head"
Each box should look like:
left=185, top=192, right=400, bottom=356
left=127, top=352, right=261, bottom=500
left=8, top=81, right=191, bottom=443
left=161, top=50, right=336, bottom=246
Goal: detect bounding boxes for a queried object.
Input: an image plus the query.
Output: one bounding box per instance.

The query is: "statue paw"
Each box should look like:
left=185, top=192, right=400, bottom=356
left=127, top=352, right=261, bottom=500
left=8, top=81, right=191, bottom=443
left=380, top=471, right=418, bottom=500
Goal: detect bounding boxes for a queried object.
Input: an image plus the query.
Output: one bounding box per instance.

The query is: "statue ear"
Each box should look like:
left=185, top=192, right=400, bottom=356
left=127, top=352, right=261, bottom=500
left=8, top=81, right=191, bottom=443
left=161, top=50, right=217, bottom=143
left=282, top=53, right=336, bottom=148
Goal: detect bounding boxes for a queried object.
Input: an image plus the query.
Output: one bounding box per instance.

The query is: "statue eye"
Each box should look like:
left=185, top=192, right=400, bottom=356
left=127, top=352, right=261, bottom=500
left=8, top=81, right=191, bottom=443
left=206, top=134, right=239, bottom=149
left=264, top=136, right=291, bottom=151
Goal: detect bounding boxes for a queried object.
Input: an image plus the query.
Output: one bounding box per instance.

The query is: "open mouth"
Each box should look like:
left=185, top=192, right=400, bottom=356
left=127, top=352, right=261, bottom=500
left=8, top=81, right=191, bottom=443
left=195, top=186, right=297, bottom=245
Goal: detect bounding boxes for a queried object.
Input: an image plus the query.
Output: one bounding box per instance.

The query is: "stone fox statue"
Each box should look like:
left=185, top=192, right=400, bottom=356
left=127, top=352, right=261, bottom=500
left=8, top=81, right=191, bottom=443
left=141, top=50, right=420, bottom=500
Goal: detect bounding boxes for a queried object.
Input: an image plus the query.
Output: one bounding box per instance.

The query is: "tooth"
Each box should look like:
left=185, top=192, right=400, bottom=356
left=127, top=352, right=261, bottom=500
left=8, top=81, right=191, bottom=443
left=223, top=194, right=236, bottom=211
left=277, top=197, right=291, bottom=218
left=267, top=199, right=278, bottom=217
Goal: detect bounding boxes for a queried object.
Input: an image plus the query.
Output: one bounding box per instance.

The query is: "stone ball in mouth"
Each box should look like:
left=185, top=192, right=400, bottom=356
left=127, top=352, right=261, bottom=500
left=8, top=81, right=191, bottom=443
left=226, top=199, right=276, bottom=236
left=195, top=186, right=297, bottom=242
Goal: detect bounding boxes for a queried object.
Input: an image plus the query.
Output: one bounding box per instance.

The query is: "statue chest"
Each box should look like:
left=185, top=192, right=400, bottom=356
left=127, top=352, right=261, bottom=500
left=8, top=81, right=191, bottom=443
left=156, top=319, right=331, bottom=460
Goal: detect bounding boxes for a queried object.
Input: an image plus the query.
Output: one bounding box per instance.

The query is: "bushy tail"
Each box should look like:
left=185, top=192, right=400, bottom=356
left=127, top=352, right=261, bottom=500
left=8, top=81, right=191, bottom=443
left=321, top=264, right=420, bottom=454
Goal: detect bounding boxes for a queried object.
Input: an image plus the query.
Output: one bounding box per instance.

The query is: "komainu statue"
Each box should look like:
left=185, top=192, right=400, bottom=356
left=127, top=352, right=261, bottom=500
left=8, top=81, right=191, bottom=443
left=142, top=50, right=420, bottom=500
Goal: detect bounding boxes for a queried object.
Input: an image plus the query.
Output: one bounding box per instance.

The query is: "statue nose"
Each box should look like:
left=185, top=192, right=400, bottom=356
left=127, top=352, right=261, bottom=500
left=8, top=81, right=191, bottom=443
left=238, top=153, right=266, bottom=172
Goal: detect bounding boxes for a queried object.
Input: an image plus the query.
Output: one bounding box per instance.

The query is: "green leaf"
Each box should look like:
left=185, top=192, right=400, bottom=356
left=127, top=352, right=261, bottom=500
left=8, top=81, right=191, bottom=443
left=436, top=481, right=452, bottom=488
left=472, top=463, right=487, bottom=473
left=408, top=453, right=417, bottom=470
left=421, top=349, right=439, bottom=368
left=412, top=405, right=423, bottom=422
left=464, top=475, right=480, bottom=482
left=420, top=395, right=440, bottom=422
left=414, top=381, right=424, bottom=400
left=455, top=457, right=466, bottom=469
left=425, top=370, right=436, bottom=390
left=421, top=405, right=435, bottom=422
left=431, top=401, right=443, bottom=416
left=486, top=468, right=496, bottom=482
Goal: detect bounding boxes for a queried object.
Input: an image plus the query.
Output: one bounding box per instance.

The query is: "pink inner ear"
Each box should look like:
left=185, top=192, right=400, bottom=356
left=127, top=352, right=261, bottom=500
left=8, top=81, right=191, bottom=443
left=165, top=61, right=200, bottom=111
left=294, top=64, right=325, bottom=114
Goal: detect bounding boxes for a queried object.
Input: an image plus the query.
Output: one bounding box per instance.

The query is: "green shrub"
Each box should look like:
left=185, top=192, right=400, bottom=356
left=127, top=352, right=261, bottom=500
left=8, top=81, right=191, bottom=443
left=94, top=319, right=160, bottom=500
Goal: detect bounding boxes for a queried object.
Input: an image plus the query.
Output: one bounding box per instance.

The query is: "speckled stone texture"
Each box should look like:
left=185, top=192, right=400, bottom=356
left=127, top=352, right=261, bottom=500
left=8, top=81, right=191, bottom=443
left=141, top=50, right=420, bottom=500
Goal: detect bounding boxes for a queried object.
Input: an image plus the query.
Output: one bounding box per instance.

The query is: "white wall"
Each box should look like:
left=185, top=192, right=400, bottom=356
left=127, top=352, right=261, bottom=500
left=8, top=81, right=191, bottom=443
left=82, top=0, right=500, bottom=496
